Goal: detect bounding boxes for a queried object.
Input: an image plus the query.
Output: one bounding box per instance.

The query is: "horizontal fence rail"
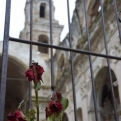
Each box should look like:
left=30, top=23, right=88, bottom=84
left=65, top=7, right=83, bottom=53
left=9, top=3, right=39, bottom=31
left=9, top=37, right=121, bottom=60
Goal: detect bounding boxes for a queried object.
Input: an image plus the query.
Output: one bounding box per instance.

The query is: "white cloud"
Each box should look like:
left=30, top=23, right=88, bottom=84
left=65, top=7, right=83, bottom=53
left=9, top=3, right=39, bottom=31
left=0, top=0, right=76, bottom=41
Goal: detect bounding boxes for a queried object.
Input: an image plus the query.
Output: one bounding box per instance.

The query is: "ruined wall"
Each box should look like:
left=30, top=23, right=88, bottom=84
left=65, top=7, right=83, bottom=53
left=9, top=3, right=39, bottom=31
left=54, top=0, right=121, bottom=120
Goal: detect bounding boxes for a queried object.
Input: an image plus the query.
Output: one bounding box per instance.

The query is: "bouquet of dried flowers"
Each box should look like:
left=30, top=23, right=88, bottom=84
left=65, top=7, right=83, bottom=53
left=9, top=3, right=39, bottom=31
left=7, top=62, right=68, bottom=121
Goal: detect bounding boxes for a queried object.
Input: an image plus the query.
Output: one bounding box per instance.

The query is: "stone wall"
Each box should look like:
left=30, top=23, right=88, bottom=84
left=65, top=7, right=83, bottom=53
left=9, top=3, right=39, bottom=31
left=54, top=0, right=121, bottom=120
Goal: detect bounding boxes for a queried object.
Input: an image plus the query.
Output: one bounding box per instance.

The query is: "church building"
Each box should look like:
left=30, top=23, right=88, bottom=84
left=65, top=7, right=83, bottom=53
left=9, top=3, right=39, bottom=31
left=0, top=0, right=121, bottom=121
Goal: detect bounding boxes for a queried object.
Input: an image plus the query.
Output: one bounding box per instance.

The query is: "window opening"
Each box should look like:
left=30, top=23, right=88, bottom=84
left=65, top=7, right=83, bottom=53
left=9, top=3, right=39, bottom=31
left=101, top=78, right=120, bottom=121
left=38, top=35, right=48, bottom=54
left=40, top=3, right=45, bottom=18
left=62, top=113, right=68, bottom=121
left=91, top=0, right=100, bottom=16
left=77, top=108, right=83, bottom=121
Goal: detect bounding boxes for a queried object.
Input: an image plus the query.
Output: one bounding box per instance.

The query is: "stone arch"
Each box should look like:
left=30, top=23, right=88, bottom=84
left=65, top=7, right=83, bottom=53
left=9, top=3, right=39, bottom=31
left=87, top=0, right=101, bottom=27
left=40, top=3, right=46, bottom=18
left=90, top=67, right=120, bottom=121
left=90, top=0, right=100, bottom=16
left=58, top=53, right=65, bottom=71
left=0, top=55, right=29, bottom=121
left=56, top=53, right=65, bottom=82
left=88, top=0, right=100, bottom=16
left=62, top=113, right=68, bottom=121
left=77, top=108, right=83, bottom=121
left=38, top=35, right=49, bottom=54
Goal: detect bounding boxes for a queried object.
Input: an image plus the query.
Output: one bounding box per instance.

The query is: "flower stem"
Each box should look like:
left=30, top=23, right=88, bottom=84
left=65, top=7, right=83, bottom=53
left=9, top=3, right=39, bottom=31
left=35, top=91, right=39, bottom=121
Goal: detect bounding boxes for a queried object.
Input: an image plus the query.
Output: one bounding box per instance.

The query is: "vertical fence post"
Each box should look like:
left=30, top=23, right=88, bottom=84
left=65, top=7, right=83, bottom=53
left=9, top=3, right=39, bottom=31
left=82, top=0, right=99, bottom=120
left=0, top=0, right=11, bottom=121
left=112, top=0, right=121, bottom=42
left=28, top=0, right=33, bottom=109
left=67, top=0, right=78, bottom=121
left=99, top=0, right=119, bottom=120
left=49, top=0, right=54, bottom=91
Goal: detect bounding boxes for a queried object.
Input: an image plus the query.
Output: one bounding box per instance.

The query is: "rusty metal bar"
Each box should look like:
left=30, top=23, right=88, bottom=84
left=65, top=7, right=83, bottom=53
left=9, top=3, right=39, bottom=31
left=83, top=0, right=99, bottom=120
left=49, top=0, right=55, bottom=91
left=28, top=0, right=33, bottom=109
left=0, top=0, right=11, bottom=120
left=9, top=37, right=121, bottom=60
left=66, top=0, right=78, bottom=121
left=99, top=0, right=119, bottom=120
left=112, top=0, right=121, bottom=42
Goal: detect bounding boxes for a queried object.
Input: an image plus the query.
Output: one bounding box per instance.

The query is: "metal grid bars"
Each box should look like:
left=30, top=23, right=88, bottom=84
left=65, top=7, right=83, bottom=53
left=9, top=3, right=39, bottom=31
left=28, top=0, right=33, bottom=108
left=0, top=0, right=121, bottom=121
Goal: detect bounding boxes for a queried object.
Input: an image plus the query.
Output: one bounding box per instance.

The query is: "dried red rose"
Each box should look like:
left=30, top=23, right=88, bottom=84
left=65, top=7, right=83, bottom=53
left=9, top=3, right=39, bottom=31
left=56, top=93, right=62, bottom=101
left=45, top=101, right=63, bottom=118
left=7, top=110, right=26, bottom=121
left=25, top=63, right=44, bottom=84
left=25, top=68, right=34, bottom=81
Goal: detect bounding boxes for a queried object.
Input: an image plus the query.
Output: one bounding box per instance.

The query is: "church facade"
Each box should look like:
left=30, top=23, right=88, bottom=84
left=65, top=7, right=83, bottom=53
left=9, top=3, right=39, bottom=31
left=54, top=0, right=121, bottom=121
left=0, top=0, right=121, bottom=121
left=0, top=0, right=63, bottom=120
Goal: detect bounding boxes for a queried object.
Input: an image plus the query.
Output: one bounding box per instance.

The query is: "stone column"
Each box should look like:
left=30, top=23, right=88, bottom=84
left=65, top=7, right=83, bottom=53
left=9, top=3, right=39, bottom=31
left=82, top=97, right=89, bottom=121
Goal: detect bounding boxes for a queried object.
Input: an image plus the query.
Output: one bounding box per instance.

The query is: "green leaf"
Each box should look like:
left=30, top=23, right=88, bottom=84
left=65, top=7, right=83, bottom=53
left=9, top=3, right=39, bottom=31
left=61, top=97, right=69, bottom=111
left=29, top=108, right=36, bottom=121
left=49, top=113, right=63, bottom=121
left=56, top=112, right=63, bottom=121
left=35, top=81, right=41, bottom=92
left=49, top=114, right=54, bottom=121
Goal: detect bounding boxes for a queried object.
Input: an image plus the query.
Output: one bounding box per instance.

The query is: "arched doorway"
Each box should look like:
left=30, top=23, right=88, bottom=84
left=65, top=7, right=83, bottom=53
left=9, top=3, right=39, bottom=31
left=87, top=0, right=101, bottom=28
left=56, top=54, right=65, bottom=81
left=90, top=0, right=100, bottom=16
left=93, top=67, right=120, bottom=121
left=77, top=108, right=83, bottom=121
left=62, top=113, right=68, bottom=121
left=38, top=35, right=48, bottom=54
left=0, top=56, right=28, bottom=121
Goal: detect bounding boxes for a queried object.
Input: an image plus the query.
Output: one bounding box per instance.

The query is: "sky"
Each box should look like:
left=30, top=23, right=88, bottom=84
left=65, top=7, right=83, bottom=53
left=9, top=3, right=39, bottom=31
left=0, top=0, right=76, bottom=41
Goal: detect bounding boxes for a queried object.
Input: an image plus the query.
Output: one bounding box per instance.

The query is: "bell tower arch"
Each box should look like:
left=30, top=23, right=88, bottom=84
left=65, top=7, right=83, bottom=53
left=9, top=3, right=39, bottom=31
left=20, top=0, right=63, bottom=60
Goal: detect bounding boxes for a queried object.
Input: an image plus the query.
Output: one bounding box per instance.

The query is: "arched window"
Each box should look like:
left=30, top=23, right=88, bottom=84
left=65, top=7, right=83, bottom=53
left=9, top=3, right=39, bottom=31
left=92, top=67, right=120, bottom=121
left=62, top=113, right=68, bottom=121
left=88, top=0, right=101, bottom=28
left=38, top=35, right=48, bottom=54
left=40, top=3, right=46, bottom=18
left=77, top=108, right=83, bottom=121
left=91, top=0, right=100, bottom=16
left=58, top=54, right=65, bottom=71
left=101, top=76, right=119, bottom=120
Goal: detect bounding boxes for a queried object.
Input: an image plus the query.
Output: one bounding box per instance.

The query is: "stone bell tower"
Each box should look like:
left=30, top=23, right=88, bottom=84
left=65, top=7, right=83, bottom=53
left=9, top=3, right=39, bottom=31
left=20, top=0, right=63, bottom=60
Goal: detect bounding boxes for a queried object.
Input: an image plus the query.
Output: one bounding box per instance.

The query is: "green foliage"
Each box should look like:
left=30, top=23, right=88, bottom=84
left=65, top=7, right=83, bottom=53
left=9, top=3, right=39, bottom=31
left=28, top=108, right=36, bottom=121
left=35, top=81, right=41, bottom=92
left=48, top=97, right=69, bottom=121
left=49, top=113, right=63, bottom=121
left=61, top=97, right=69, bottom=111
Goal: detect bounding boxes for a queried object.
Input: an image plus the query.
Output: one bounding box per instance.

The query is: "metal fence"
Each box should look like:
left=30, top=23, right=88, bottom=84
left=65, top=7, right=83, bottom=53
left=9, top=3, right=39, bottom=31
left=0, top=0, right=121, bottom=121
